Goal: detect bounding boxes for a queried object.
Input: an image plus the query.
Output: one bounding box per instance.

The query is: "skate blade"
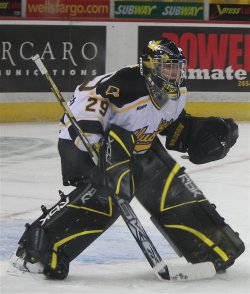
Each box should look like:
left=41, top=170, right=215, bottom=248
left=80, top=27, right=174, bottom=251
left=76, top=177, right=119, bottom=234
left=8, top=251, right=44, bottom=278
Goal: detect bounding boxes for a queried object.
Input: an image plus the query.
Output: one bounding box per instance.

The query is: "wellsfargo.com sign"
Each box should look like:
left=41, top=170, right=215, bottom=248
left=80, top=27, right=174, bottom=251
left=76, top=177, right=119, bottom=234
left=26, top=0, right=110, bottom=18
left=0, top=25, right=106, bottom=92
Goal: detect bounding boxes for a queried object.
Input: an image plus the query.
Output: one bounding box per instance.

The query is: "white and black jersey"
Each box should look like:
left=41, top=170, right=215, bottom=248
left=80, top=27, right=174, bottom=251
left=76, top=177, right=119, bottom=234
left=59, top=65, right=187, bottom=153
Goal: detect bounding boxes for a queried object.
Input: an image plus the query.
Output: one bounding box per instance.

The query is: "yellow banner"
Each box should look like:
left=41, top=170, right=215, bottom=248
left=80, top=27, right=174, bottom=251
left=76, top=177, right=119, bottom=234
left=209, top=0, right=250, bottom=4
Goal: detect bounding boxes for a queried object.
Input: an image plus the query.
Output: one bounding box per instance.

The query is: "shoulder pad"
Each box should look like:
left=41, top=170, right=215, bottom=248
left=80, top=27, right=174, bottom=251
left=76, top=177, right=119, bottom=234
left=96, top=66, right=148, bottom=107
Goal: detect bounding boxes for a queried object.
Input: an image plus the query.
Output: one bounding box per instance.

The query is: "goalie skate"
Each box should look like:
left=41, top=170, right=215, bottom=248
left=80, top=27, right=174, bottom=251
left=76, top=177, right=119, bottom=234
left=8, top=248, right=44, bottom=276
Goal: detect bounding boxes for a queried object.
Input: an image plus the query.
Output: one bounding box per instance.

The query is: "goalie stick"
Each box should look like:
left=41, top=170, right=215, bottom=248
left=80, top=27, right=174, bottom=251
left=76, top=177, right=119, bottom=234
left=32, top=54, right=216, bottom=281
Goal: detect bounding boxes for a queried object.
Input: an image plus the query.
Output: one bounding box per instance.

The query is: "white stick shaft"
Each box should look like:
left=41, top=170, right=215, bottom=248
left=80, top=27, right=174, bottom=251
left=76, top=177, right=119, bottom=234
left=32, top=54, right=48, bottom=75
left=32, top=54, right=99, bottom=165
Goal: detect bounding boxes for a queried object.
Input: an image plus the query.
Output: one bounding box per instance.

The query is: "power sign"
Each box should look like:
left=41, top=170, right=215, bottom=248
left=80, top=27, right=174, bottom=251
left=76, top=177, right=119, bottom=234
left=138, top=26, right=250, bottom=92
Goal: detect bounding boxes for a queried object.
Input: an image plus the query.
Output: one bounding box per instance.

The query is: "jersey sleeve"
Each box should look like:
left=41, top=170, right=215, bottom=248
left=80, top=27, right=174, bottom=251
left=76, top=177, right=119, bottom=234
left=96, top=65, right=148, bottom=108
left=59, top=66, right=147, bottom=151
left=59, top=79, right=111, bottom=152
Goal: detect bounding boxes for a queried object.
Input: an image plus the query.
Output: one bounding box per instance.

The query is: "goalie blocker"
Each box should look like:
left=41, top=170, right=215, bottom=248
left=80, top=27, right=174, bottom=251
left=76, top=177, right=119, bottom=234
left=11, top=125, right=244, bottom=279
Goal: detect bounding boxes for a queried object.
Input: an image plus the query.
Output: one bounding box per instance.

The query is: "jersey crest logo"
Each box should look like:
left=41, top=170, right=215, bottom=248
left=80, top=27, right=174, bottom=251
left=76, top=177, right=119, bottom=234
left=134, top=119, right=172, bottom=152
left=105, top=85, right=120, bottom=98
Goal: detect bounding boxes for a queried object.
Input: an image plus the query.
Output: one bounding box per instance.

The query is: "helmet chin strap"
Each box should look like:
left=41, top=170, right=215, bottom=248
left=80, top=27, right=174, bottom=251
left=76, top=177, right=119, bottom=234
left=146, top=76, right=180, bottom=110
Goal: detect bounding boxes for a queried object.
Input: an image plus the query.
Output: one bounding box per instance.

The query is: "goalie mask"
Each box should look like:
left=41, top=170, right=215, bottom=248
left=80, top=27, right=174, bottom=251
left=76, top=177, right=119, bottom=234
left=140, top=38, right=186, bottom=111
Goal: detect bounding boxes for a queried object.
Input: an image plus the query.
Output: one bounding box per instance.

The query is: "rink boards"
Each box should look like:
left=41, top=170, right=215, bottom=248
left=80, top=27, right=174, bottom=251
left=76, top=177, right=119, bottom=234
left=0, top=20, right=249, bottom=122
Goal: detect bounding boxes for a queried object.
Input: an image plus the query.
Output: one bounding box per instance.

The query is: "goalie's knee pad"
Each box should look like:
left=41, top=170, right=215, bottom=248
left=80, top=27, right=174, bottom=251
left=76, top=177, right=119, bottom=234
left=16, top=183, right=120, bottom=279
left=135, top=138, right=245, bottom=272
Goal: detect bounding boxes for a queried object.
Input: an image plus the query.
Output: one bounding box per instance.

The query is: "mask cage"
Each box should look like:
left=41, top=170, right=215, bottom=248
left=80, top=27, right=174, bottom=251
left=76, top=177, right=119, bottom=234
left=149, top=58, right=186, bottom=86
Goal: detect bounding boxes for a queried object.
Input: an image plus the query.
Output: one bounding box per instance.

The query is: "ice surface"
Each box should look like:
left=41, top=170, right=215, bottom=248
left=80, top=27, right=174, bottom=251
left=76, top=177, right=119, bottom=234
left=0, top=122, right=249, bottom=294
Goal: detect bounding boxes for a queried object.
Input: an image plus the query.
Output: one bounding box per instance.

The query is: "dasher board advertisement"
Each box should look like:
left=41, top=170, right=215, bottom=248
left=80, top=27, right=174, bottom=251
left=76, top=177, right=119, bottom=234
left=0, top=24, right=106, bottom=92
left=209, top=3, right=250, bottom=21
left=114, top=1, right=203, bottom=20
left=26, top=0, right=110, bottom=18
left=0, top=0, right=21, bottom=16
left=138, top=26, right=250, bottom=93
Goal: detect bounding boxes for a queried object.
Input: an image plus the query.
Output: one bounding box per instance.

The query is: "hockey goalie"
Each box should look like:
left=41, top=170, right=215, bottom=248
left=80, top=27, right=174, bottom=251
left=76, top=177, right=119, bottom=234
left=10, top=38, right=245, bottom=280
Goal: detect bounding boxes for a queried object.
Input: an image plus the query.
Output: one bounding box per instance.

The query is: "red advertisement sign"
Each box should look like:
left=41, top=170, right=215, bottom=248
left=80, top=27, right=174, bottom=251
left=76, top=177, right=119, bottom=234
left=26, top=0, right=110, bottom=18
left=138, top=26, right=250, bottom=92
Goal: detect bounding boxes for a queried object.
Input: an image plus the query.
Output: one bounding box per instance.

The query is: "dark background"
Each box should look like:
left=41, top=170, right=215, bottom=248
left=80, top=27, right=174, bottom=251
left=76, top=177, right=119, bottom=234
left=0, top=25, right=106, bottom=92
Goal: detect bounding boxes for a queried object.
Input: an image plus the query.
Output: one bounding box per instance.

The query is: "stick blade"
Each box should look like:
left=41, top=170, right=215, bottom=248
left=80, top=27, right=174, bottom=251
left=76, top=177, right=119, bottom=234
left=167, top=261, right=216, bottom=281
